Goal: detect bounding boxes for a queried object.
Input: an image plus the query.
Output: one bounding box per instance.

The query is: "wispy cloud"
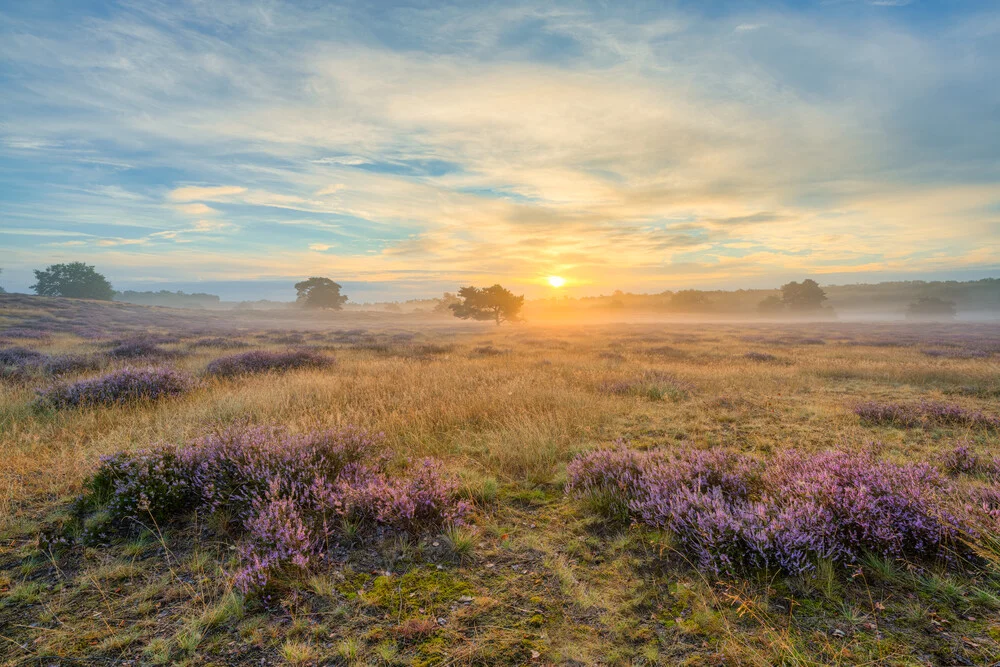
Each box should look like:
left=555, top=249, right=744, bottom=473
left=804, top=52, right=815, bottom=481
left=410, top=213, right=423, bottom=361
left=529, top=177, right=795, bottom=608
left=0, top=0, right=997, bottom=297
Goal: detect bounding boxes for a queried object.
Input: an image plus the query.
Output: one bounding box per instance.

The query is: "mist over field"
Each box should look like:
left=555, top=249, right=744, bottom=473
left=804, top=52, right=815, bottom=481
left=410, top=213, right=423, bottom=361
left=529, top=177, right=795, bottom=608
left=3, top=1, right=1000, bottom=665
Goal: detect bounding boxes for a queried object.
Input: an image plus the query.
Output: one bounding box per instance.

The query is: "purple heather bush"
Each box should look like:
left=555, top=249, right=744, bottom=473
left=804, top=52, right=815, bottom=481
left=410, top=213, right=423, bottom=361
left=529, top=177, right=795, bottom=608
left=206, top=349, right=334, bottom=377
left=35, top=366, right=194, bottom=409
left=84, top=424, right=468, bottom=592
left=106, top=339, right=177, bottom=360
left=940, top=444, right=1000, bottom=477
left=855, top=401, right=1000, bottom=430
left=42, top=353, right=105, bottom=376
left=567, top=445, right=969, bottom=575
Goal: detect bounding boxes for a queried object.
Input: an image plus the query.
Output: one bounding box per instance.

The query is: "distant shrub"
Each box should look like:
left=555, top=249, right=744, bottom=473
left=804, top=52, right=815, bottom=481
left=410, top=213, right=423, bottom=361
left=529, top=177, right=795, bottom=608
left=471, top=345, right=507, bottom=357
left=106, top=340, right=177, bottom=360
left=599, top=371, right=693, bottom=401
left=0, top=346, right=46, bottom=367
left=36, top=367, right=194, bottom=409
left=744, top=351, right=779, bottom=363
left=42, top=353, right=105, bottom=376
left=188, top=337, right=252, bottom=350
left=81, top=424, right=468, bottom=592
left=922, top=348, right=990, bottom=360
left=0, top=328, right=52, bottom=340
left=855, top=401, right=999, bottom=430
left=567, top=445, right=968, bottom=575
left=206, top=349, right=334, bottom=378
left=940, top=444, right=999, bottom=477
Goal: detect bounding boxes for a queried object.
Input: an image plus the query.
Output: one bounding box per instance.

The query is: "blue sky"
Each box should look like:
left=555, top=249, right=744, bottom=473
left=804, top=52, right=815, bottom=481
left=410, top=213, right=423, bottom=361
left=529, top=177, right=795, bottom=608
left=1, top=0, right=998, bottom=301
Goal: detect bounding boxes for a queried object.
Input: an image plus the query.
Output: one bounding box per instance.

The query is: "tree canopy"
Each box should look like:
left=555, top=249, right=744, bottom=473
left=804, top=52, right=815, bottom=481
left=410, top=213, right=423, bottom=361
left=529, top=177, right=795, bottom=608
left=449, top=284, right=524, bottom=325
left=906, top=296, right=957, bottom=320
left=31, top=262, right=114, bottom=300
left=294, top=277, right=348, bottom=310
left=780, top=279, right=827, bottom=311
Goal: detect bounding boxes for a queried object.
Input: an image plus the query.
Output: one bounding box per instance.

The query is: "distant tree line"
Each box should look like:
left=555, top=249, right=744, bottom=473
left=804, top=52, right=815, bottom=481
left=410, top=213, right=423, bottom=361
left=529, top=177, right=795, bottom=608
left=115, top=290, right=221, bottom=309
left=13, top=260, right=993, bottom=322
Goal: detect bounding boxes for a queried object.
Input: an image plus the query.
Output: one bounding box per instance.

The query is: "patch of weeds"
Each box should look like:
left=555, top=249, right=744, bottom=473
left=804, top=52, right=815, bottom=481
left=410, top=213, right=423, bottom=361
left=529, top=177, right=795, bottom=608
left=337, top=637, right=362, bottom=661
left=281, top=639, right=318, bottom=665
left=199, top=591, right=245, bottom=629
left=443, top=525, right=476, bottom=561
left=2, top=580, right=44, bottom=605
left=366, top=567, right=473, bottom=616
left=143, top=637, right=172, bottom=665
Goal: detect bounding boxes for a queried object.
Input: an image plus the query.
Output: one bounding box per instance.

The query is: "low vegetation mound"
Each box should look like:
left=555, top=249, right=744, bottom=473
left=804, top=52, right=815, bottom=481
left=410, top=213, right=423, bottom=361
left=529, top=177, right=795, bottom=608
left=855, top=400, right=1000, bottom=430
left=35, top=367, right=194, bottom=408
left=80, top=424, right=468, bottom=592
left=206, top=349, right=334, bottom=377
left=567, top=445, right=975, bottom=575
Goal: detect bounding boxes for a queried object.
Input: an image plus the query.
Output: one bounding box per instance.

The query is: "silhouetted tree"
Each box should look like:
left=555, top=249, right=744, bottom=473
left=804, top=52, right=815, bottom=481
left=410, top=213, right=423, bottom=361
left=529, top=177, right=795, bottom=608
left=757, top=295, right=784, bottom=315
left=0, top=268, right=5, bottom=294
left=670, top=290, right=711, bottom=311
left=450, top=284, right=524, bottom=325
left=433, top=292, right=461, bottom=314
left=906, top=297, right=957, bottom=320
left=780, top=279, right=827, bottom=311
left=294, top=277, right=348, bottom=310
left=31, top=262, right=113, bottom=300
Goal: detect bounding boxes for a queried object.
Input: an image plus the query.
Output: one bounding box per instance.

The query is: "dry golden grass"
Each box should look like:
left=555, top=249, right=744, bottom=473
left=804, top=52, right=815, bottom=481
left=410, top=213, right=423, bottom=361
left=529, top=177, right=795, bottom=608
left=2, top=300, right=1000, bottom=665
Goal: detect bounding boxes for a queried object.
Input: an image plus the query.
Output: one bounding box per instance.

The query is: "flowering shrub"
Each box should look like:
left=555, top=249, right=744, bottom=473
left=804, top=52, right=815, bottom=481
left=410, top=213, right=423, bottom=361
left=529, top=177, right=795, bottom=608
left=940, top=444, right=999, bottom=477
left=35, top=367, right=194, bottom=409
left=855, top=401, right=999, bottom=430
left=42, top=353, right=105, bottom=376
left=205, top=349, right=334, bottom=378
left=567, top=445, right=969, bottom=575
left=0, top=346, right=46, bottom=367
left=106, top=340, right=177, bottom=360
left=188, top=337, right=252, bottom=350
left=83, top=424, right=468, bottom=592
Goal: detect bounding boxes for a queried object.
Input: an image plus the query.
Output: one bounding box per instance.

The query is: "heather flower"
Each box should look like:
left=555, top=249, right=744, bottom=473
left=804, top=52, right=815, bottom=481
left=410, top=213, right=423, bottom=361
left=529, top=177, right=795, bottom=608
left=855, top=401, right=999, bottom=430
left=82, top=423, right=468, bottom=593
left=205, top=349, right=334, bottom=377
left=35, top=366, right=194, bottom=409
left=567, top=444, right=971, bottom=575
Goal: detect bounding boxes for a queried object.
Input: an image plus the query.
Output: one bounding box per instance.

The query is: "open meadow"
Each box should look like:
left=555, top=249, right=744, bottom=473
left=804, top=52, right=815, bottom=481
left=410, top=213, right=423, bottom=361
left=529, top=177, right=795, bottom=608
left=2, top=294, right=1000, bottom=666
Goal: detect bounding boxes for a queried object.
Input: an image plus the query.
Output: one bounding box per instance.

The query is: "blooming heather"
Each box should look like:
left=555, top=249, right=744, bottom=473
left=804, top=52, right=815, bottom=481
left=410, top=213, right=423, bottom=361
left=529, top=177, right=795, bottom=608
left=205, top=349, right=334, bottom=378
left=83, top=424, right=468, bottom=592
left=855, top=401, right=999, bottom=430
left=567, top=445, right=969, bottom=575
left=35, top=367, right=194, bottom=408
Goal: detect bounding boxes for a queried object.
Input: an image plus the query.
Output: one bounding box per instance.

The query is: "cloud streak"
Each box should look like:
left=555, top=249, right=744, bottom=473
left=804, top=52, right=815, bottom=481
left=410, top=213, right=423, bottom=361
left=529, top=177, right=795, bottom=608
left=0, top=0, right=997, bottom=298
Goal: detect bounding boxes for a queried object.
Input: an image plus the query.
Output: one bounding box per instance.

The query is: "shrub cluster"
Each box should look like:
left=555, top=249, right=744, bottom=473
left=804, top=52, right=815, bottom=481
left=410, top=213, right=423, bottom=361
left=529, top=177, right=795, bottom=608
left=86, top=425, right=468, bottom=592
left=744, top=351, right=779, bottom=362
left=567, top=445, right=968, bottom=575
left=206, top=349, right=334, bottom=378
left=855, top=401, right=1000, bottom=430
left=599, top=371, right=693, bottom=401
left=36, top=367, right=194, bottom=408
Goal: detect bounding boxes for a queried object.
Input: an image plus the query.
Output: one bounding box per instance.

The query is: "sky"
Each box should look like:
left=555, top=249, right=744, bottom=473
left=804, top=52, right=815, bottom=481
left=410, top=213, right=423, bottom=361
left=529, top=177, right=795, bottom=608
left=1, top=0, right=998, bottom=302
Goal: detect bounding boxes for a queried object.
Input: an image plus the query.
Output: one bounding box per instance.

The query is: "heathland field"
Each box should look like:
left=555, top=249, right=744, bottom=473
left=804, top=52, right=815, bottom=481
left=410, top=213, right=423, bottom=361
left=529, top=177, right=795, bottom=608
left=2, top=294, right=1000, bottom=666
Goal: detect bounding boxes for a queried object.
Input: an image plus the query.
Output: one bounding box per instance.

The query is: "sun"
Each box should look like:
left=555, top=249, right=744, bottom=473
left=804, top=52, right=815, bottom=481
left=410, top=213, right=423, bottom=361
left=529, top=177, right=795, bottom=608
left=547, top=276, right=566, bottom=288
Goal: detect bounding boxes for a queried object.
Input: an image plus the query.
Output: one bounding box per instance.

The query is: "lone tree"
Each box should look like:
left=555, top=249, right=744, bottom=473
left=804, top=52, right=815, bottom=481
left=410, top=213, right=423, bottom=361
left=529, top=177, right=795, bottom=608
left=0, top=268, right=5, bottom=294
left=449, top=284, right=524, bottom=325
left=906, top=297, right=957, bottom=320
left=780, top=279, right=827, bottom=311
left=294, top=277, right=348, bottom=309
left=31, top=262, right=114, bottom=300
left=757, top=295, right=784, bottom=315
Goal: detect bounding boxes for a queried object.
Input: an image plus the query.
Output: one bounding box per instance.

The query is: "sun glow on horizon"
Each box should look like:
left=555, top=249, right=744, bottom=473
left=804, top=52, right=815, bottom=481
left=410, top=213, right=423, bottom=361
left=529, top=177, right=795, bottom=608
left=547, top=276, right=566, bottom=288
